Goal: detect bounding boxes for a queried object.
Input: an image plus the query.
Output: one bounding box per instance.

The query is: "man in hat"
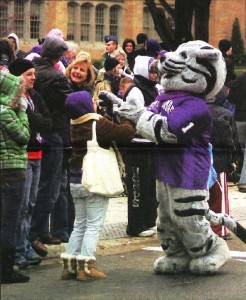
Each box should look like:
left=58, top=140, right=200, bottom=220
left=101, top=35, right=118, bottom=68
left=218, top=39, right=236, bottom=87
left=28, top=37, right=72, bottom=256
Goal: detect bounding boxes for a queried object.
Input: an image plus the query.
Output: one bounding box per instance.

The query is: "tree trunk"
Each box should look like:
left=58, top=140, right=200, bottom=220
left=145, top=0, right=211, bottom=50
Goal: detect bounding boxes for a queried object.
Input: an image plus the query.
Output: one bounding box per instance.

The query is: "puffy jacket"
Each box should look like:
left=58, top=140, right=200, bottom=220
left=32, top=57, right=72, bottom=133
left=0, top=71, right=30, bottom=169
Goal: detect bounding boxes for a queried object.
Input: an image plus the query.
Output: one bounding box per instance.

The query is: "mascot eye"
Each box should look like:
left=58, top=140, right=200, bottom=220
left=180, top=51, right=187, bottom=59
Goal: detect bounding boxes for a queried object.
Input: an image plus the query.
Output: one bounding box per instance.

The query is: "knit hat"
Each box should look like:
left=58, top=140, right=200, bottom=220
left=104, top=35, right=118, bottom=44
left=104, top=57, right=119, bottom=72
left=218, top=39, right=232, bottom=53
left=41, top=36, right=68, bottom=58
left=8, top=58, right=34, bottom=76
left=146, top=39, right=161, bottom=58
left=0, top=70, right=23, bottom=106
left=47, top=28, right=64, bottom=40
left=65, top=91, right=94, bottom=120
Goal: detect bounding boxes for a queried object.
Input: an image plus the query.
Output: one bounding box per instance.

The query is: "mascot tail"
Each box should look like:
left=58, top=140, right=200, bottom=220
left=206, top=209, right=246, bottom=243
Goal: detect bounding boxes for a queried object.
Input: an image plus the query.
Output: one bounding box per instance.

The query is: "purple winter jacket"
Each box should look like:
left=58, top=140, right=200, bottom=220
left=149, top=92, right=212, bottom=190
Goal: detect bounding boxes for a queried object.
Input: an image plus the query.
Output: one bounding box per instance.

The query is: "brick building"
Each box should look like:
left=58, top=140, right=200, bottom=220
left=0, top=0, right=245, bottom=60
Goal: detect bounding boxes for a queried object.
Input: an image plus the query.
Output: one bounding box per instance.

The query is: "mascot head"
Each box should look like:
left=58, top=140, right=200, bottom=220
left=158, top=40, right=226, bottom=101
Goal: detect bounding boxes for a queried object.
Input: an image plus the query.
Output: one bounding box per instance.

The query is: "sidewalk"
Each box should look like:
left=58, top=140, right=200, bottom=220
left=44, top=182, right=246, bottom=259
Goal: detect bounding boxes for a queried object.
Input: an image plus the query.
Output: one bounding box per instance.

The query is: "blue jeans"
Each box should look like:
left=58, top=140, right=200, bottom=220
left=1, top=171, right=25, bottom=249
left=65, top=184, right=109, bottom=257
left=239, top=143, right=246, bottom=186
left=16, top=159, right=41, bottom=262
left=50, top=148, right=73, bottom=241
left=29, top=133, right=63, bottom=241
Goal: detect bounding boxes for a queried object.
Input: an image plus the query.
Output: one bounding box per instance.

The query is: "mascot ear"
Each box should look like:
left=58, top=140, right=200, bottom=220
left=197, top=46, right=221, bottom=60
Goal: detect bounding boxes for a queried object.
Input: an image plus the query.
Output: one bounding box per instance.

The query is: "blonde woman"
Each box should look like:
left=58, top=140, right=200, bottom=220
left=66, top=58, right=95, bottom=95
left=92, top=80, right=111, bottom=113
left=111, top=48, right=133, bottom=79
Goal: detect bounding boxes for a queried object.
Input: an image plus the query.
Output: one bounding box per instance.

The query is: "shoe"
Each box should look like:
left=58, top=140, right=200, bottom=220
left=26, top=256, right=42, bottom=265
left=39, top=235, right=61, bottom=245
left=149, top=226, right=157, bottom=232
left=15, top=260, right=29, bottom=270
left=221, top=233, right=233, bottom=240
left=1, top=271, right=30, bottom=284
left=60, top=237, right=69, bottom=243
left=31, top=241, right=48, bottom=257
left=138, top=229, right=156, bottom=237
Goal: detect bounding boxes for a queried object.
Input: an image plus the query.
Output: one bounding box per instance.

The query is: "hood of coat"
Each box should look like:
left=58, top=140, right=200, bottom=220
left=133, top=56, right=155, bottom=80
left=0, top=70, right=23, bottom=107
left=7, top=32, right=20, bottom=52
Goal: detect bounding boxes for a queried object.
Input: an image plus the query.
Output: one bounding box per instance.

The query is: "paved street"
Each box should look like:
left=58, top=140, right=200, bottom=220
left=1, top=182, right=246, bottom=300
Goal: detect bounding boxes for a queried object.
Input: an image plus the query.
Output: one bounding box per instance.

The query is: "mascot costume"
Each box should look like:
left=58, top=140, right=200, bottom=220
left=100, top=40, right=235, bottom=275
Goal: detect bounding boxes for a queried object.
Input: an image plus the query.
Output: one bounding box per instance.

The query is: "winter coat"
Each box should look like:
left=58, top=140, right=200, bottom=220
left=32, top=57, right=72, bottom=133
left=69, top=114, right=135, bottom=177
left=0, top=71, right=30, bottom=170
left=208, top=103, right=239, bottom=173
left=25, top=89, right=52, bottom=153
left=228, top=72, right=246, bottom=121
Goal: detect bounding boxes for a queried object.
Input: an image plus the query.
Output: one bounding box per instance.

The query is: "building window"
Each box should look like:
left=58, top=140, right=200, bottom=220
left=109, top=6, right=119, bottom=37
left=0, top=1, right=9, bottom=37
left=81, top=3, right=91, bottom=42
left=14, top=1, right=25, bottom=38
left=67, top=3, right=76, bottom=40
left=95, top=5, right=105, bottom=42
left=30, top=1, right=41, bottom=39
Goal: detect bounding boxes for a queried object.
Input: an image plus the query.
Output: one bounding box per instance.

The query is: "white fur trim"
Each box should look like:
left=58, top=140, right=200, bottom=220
left=60, top=253, right=76, bottom=260
left=76, top=255, right=95, bottom=261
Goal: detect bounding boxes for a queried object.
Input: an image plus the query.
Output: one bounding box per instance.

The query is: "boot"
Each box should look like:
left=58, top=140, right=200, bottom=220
left=76, top=256, right=106, bottom=281
left=76, top=257, right=88, bottom=281
left=60, top=253, right=77, bottom=280
left=1, top=246, right=30, bottom=284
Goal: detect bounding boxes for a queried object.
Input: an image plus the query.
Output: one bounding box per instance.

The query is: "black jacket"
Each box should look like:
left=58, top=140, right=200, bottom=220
left=32, top=58, right=72, bottom=133
left=26, top=89, right=52, bottom=153
left=228, top=73, right=246, bottom=121
left=208, top=102, right=240, bottom=173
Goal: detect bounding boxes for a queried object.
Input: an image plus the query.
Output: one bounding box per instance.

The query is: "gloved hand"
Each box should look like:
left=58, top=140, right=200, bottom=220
left=118, top=96, right=145, bottom=124
left=98, top=91, right=123, bottom=107
left=19, top=96, right=28, bottom=112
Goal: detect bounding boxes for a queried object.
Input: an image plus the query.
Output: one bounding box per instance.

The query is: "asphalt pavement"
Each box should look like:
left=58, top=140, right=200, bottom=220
left=1, top=182, right=246, bottom=300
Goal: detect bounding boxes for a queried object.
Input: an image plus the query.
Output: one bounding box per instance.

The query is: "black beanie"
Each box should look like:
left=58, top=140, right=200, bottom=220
left=218, top=39, right=232, bottom=53
left=104, top=57, right=119, bottom=72
left=8, top=58, right=34, bottom=76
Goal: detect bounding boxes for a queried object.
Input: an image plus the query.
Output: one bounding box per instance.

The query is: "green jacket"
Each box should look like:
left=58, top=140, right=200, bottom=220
left=0, top=71, right=30, bottom=170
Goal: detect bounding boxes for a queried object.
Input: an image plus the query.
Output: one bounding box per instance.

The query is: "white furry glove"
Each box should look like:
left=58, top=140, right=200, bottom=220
left=19, top=96, right=28, bottom=112
left=117, top=96, right=145, bottom=124
left=98, top=91, right=123, bottom=107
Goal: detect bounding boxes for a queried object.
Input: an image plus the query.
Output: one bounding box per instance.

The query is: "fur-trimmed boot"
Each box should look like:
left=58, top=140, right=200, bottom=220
left=60, top=253, right=77, bottom=280
left=76, top=256, right=106, bottom=281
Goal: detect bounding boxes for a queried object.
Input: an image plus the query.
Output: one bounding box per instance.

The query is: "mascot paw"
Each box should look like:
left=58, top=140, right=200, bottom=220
left=153, top=255, right=191, bottom=274
left=189, top=238, right=231, bottom=275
